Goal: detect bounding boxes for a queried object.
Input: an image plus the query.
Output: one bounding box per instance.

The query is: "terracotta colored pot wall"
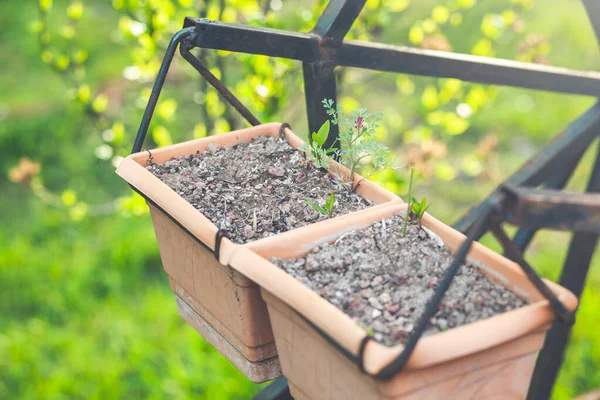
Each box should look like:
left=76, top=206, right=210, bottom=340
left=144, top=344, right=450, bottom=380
left=265, top=291, right=543, bottom=400
left=225, top=202, right=577, bottom=396
left=116, top=123, right=401, bottom=382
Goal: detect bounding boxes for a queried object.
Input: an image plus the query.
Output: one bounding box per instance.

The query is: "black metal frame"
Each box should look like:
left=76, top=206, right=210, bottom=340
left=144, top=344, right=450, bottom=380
left=130, top=2, right=600, bottom=399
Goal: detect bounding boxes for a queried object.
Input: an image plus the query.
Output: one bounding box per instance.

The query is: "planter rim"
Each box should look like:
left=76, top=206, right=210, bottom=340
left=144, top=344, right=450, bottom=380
left=227, top=202, right=578, bottom=376
left=115, top=122, right=400, bottom=263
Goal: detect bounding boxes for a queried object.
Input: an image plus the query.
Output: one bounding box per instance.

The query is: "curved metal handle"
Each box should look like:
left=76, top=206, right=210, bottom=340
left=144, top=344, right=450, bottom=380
left=131, top=27, right=261, bottom=154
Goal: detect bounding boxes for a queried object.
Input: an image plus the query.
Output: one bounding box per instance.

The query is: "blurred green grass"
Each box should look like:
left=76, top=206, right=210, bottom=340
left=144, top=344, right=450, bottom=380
left=1, top=1, right=600, bottom=399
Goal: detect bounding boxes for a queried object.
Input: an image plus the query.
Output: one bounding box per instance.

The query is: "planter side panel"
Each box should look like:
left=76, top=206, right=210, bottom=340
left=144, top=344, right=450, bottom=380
left=264, top=291, right=543, bottom=400
left=149, top=205, right=274, bottom=348
left=170, top=279, right=278, bottom=361
left=174, top=295, right=281, bottom=383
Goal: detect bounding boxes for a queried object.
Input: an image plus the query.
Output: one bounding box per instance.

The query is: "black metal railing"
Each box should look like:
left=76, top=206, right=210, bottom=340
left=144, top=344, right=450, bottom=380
left=132, top=2, right=600, bottom=399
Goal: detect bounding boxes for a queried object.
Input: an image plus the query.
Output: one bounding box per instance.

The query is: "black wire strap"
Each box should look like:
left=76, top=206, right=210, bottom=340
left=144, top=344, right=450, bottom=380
left=357, top=335, right=373, bottom=373
left=490, top=222, right=575, bottom=325
left=214, top=229, right=230, bottom=263
left=132, top=28, right=262, bottom=154
left=279, top=123, right=291, bottom=140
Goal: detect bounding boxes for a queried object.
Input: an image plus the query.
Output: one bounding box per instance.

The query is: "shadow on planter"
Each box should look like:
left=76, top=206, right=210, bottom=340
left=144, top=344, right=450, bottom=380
left=115, top=122, right=400, bottom=382
left=228, top=203, right=578, bottom=399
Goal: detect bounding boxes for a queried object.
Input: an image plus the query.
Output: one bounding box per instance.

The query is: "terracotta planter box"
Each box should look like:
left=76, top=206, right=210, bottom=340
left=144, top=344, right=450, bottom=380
left=227, top=203, right=578, bottom=398
left=116, top=123, right=399, bottom=382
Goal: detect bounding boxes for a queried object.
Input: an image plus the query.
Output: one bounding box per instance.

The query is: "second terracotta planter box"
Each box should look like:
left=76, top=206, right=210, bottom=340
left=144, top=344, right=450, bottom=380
left=227, top=203, right=578, bottom=399
left=116, top=122, right=399, bottom=382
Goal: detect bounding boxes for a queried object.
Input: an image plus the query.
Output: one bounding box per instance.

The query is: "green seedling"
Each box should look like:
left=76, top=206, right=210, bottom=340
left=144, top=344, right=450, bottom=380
left=411, top=196, right=430, bottom=228
left=322, top=99, right=392, bottom=193
left=299, top=120, right=336, bottom=169
left=304, top=192, right=336, bottom=218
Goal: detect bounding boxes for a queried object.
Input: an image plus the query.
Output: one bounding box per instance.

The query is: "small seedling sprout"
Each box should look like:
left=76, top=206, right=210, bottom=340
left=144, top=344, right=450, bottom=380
left=321, top=99, right=392, bottom=193
left=402, top=167, right=430, bottom=236
left=304, top=192, right=336, bottom=218
left=299, top=120, right=336, bottom=169
left=411, top=196, right=430, bottom=228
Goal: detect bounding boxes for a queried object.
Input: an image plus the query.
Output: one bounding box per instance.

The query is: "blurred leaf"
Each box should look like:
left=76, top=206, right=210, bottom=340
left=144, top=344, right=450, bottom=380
left=39, top=0, right=53, bottom=11
left=92, top=94, right=108, bottom=113
left=422, top=19, right=437, bottom=34
left=389, top=0, right=410, bottom=12
left=193, top=123, right=207, bottom=138
left=77, top=84, right=91, bottom=104
left=61, top=190, right=77, bottom=207
left=432, top=6, right=449, bottom=24
left=214, top=119, right=231, bottom=134
left=435, top=161, right=458, bottom=180
left=409, top=25, right=424, bottom=44
left=41, top=50, right=53, bottom=64
left=481, top=14, right=505, bottom=39
left=156, top=99, right=177, bottom=121
left=466, top=86, right=488, bottom=111
left=456, top=0, right=476, bottom=9
left=66, top=1, right=84, bottom=20
left=59, top=25, right=76, bottom=39
left=471, top=38, right=494, bottom=57
left=69, top=203, right=88, bottom=221
left=152, top=125, right=172, bottom=147
left=55, top=55, right=70, bottom=70
left=443, top=113, right=469, bottom=135
left=450, top=13, right=463, bottom=26
left=73, top=50, right=88, bottom=64
left=396, top=76, right=415, bottom=95
left=112, top=122, right=125, bottom=144
left=421, top=86, right=439, bottom=110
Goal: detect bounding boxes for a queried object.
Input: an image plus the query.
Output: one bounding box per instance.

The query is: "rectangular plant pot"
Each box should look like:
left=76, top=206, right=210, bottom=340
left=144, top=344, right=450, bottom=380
left=227, top=203, right=578, bottom=398
left=116, top=122, right=400, bottom=382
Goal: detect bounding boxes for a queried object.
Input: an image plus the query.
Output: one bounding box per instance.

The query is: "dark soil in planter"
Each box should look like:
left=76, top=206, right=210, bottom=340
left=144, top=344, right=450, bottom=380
left=146, top=135, right=371, bottom=243
left=272, top=214, right=527, bottom=346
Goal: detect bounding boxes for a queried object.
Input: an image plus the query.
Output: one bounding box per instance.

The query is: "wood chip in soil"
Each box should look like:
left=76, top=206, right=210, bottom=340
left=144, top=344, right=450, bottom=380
left=272, top=214, right=527, bottom=346
left=146, top=135, right=373, bottom=243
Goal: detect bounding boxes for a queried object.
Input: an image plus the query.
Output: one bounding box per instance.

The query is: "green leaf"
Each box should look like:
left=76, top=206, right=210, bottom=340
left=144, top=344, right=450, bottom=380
left=408, top=25, right=424, bottom=44
left=67, top=1, right=84, bottom=20
left=39, top=0, right=53, bottom=11
left=325, top=192, right=335, bottom=211
left=61, top=189, right=77, bottom=207
left=304, top=200, right=328, bottom=215
left=312, top=120, right=330, bottom=147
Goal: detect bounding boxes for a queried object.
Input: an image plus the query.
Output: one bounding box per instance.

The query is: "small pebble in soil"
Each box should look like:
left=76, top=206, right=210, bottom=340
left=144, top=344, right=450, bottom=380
left=272, top=214, right=527, bottom=347
left=146, top=135, right=373, bottom=243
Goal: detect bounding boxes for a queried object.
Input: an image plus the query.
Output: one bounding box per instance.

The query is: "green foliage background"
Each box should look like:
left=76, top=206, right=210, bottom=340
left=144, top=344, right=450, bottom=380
left=1, top=0, right=600, bottom=398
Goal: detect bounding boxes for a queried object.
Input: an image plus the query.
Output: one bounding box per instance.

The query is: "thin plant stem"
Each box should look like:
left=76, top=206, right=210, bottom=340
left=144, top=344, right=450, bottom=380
left=403, top=167, right=414, bottom=237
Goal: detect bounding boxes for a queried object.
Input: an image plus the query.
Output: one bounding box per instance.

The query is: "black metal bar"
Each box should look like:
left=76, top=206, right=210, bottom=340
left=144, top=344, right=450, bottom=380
left=132, top=28, right=194, bottom=153
left=501, top=184, right=600, bottom=233
left=303, top=60, right=340, bottom=151
left=454, top=102, right=600, bottom=234
left=582, top=0, right=600, bottom=45
left=338, top=41, right=600, bottom=96
left=490, top=222, right=575, bottom=325
left=312, top=0, right=366, bottom=43
left=180, top=44, right=261, bottom=127
left=251, top=377, right=292, bottom=400
left=512, top=149, right=584, bottom=253
left=527, top=141, right=600, bottom=400
left=180, top=18, right=600, bottom=97
left=183, top=18, right=315, bottom=61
